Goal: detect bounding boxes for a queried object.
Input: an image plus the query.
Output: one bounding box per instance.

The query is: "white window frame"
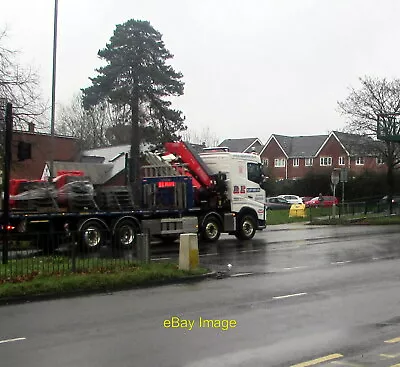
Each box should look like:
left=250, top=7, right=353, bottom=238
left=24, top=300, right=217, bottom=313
left=355, top=157, right=364, bottom=165
left=274, top=158, right=286, bottom=167
left=305, top=158, right=313, bottom=167
left=338, top=156, right=345, bottom=166
left=262, top=158, right=268, bottom=166
left=293, top=158, right=299, bottom=167
left=376, top=157, right=384, bottom=165
left=320, top=156, right=332, bottom=166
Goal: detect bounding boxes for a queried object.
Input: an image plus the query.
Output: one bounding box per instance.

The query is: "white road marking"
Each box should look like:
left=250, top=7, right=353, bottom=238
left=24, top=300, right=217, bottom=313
left=0, top=337, right=26, bottom=345
left=151, top=257, right=172, bottom=261
left=273, top=292, right=307, bottom=300
left=199, top=253, right=218, bottom=257
left=331, top=261, right=351, bottom=265
left=230, top=272, right=254, bottom=277
left=239, top=249, right=261, bottom=253
left=283, top=266, right=308, bottom=270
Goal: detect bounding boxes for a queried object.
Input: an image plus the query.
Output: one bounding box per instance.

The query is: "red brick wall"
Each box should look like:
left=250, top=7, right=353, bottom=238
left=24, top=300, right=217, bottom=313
left=10, top=131, right=80, bottom=179
left=260, top=139, right=287, bottom=179
left=286, top=158, right=316, bottom=179
left=349, top=156, right=387, bottom=175
left=315, top=135, right=348, bottom=171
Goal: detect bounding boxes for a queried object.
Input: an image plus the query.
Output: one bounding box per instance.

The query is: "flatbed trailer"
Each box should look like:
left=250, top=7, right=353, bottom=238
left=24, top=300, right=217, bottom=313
left=1, top=141, right=267, bottom=252
left=5, top=201, right=240, bottom=252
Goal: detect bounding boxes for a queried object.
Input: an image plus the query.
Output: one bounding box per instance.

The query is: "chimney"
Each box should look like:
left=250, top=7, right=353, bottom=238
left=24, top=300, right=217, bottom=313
left=28, top=122, right=34, bottom=133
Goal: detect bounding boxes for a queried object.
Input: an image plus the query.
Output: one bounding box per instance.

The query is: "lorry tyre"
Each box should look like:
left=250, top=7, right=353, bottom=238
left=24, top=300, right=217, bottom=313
left=113, top=219, right=139, bottom=249
left=235, top=214, right=256, bottom=240
left=78, top=220, right=105, bottom=251
left=201, top=216, right=221, bottom=242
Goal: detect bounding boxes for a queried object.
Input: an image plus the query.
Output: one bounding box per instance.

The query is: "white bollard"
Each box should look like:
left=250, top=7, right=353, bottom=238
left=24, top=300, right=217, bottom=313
left=179, top=233, right=199, bottom=270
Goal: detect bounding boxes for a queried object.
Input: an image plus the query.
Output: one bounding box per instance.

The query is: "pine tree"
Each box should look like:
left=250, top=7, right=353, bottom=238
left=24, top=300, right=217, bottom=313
left=82, top=19, right=185, bottom=200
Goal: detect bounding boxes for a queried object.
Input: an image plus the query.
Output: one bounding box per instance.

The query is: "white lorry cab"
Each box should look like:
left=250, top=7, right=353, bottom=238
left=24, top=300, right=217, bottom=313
left=200, top=148, right=267, bottom=238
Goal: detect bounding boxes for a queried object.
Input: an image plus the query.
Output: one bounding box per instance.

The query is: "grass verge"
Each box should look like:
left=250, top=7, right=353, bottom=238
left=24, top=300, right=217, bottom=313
left=266, top=207, right=332, bottom=225
left=311, top=214, right=400, bottom=225
left=0, top=262, right=209, bottom=301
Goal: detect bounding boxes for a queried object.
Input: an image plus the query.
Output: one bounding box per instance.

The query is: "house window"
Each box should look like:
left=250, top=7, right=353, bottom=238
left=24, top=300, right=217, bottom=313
left=376, top=157, right=385, bottom=165
left=262, top=158, right=268, bottom=166
left=305, top=158, right=313, bottom=167
left=274, top=158, right=286, bottom=167
left=293, top=158, right=299, bottom=167
left=338, top=156, right=345, bottom=165
left=355, top=157, right=364, bottom=165
left=320, top=157, right=332, bottom=166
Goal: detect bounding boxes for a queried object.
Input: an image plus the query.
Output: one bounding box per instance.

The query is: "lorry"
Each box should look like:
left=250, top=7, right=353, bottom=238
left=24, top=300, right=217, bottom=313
left=3, top=141, right=267, bottom=251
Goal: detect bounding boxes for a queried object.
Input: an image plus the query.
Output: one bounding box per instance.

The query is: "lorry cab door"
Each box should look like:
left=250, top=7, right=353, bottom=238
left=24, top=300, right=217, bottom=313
left=246, top=162, right=265, bottom=205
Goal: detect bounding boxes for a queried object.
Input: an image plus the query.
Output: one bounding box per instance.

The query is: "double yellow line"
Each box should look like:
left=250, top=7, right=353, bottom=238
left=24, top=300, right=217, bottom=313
left=292, top=335, right=400, bottom=367
left=291, top=353, right=343, bottom=367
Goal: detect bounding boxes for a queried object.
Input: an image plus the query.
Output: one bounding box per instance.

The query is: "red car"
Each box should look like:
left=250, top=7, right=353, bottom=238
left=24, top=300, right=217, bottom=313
left=305, top=196, right=339, bottom=208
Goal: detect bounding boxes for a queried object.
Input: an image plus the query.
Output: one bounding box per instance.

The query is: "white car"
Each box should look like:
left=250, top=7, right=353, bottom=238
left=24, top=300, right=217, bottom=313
left=277, top=195, right=303, bottom=204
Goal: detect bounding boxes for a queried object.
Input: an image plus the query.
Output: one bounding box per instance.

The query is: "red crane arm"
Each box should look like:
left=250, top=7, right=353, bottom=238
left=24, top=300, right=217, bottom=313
left=164, top=142, right=213, bottom=188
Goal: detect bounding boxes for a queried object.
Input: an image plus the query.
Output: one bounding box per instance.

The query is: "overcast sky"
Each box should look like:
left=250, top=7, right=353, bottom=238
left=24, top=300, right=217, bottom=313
left=1, top=0, right=400, bottom=143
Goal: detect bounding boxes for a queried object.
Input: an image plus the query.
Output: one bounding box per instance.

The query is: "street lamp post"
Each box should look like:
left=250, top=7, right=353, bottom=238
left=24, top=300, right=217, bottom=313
left=50, top=0, right=58, bottom=181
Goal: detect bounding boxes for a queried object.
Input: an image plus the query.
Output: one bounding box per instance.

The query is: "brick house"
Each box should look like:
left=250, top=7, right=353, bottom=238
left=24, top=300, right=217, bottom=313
left=260, top=131, right=386, bottom=180
left=10, top=130, right=80, bottom=180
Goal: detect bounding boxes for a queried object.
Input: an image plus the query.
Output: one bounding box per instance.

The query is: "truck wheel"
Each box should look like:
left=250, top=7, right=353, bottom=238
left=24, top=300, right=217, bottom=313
left=201, top=216, right=221, bottom=242
left=79, top=220, right=105, bottom=251
left=114, top=220, right=139, bottom=249
left=235, top=215, right=256, bottom=240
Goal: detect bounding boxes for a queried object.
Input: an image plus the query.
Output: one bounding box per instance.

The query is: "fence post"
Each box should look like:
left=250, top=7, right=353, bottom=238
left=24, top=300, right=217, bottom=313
left=137, top=231, right=150, bottom=264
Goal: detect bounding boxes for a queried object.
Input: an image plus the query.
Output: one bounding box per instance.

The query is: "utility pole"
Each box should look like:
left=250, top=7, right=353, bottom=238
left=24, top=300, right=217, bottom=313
left=2, top=103, right=12, bottom=264
left=50, top=0, right=58, bottom=180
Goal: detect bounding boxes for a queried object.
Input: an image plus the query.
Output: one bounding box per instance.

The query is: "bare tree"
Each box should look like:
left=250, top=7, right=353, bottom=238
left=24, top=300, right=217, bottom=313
left=0, top=30, right=46, bottom=129
left=58, top=93, right=158, bottom=149
left=182, top=126, right=220, bottom=147
left=337, top=76, right=400, bottom=199
left=57, top=93, right=116, bottom=150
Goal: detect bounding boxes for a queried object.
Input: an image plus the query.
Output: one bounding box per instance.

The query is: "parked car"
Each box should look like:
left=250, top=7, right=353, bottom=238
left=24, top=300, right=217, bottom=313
left=305, top=196, right=338, bottom=208
left=301, top=196, right=313, bottom=203
left=379, top=195, right=400, bottom=205
left=277, top=195, right=303, bottom=204
left=265, top=196, right=292, bottom=210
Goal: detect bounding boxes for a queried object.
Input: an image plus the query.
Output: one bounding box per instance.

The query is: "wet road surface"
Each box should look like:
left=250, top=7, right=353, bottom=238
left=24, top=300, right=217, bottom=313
left=2, top=224, right=400, bottom=367
left=152, top=224, right=400, bottom=275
